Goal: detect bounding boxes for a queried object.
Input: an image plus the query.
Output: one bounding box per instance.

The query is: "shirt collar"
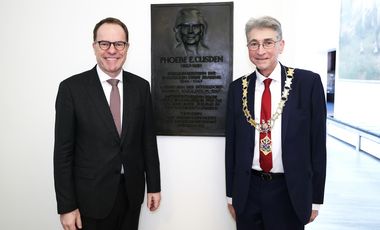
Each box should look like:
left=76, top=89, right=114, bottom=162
left=255, top=62, right=281, bottom=83
left=96, top=65, right=123, bottom=83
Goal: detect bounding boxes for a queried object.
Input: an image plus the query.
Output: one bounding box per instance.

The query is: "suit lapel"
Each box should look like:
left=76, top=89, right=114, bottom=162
left=86, top=67, right=121, bottom=140
left=247, top=72, right=257, bottom=145
left=120, top=71, right=131, bottom=142
left=281, top=65, right=290, bottom=145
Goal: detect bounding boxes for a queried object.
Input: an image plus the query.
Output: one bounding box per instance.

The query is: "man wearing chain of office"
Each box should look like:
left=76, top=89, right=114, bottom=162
left=225, top=16, right=326, bottom=230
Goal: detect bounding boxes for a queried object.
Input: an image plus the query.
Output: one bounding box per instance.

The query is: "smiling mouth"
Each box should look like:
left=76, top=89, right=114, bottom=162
left=256, top=58, right=268, bottom=61
left=105, top=57, right=118, bottom=61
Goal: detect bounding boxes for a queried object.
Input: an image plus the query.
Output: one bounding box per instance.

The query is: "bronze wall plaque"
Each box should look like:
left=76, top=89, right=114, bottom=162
left=151, top=2, right=233, bottom=136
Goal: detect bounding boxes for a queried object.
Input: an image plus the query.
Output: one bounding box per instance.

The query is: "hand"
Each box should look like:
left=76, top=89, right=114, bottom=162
left=147, top=192, right=161, bottom=211
left=309, top=210, right=319, bottom=223
left=60, top=209, right=82, bottom=230
left=227, top=203, right=236, bottom=220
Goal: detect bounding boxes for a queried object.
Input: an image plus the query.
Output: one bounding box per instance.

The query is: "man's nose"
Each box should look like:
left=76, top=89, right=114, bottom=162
left=107, top=44, right=117, bottom=53
left=256, top=45, right=266, bottom=54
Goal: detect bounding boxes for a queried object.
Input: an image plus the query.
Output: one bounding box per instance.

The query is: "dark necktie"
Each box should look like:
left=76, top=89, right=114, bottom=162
left=107, top=79, right=121, bottom=136
left=259, top=78, right=273, bottom=172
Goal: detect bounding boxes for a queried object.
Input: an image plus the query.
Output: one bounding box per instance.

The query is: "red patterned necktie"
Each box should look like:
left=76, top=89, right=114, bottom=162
left=259, top=78, right=272, bottom=172
left=107, top=79, right=121, bottom=136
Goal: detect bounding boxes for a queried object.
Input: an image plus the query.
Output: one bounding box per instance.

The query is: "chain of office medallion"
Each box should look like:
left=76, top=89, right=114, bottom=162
left=241, top=67, right=295, bottom=133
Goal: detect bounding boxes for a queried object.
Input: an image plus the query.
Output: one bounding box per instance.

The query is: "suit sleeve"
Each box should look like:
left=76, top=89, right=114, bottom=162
left=225, top=82, right=236, bottom=198
left=53, top=81, right=77, bottom=214
left=310, top=74, right=327, bottom=204
left=142, top=82, right=161, bottom=193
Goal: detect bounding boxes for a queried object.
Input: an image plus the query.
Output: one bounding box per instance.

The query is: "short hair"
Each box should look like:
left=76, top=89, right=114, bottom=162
left=245, top=16, right=282, bottom=41
left=93, top=17, right=129, bottom=42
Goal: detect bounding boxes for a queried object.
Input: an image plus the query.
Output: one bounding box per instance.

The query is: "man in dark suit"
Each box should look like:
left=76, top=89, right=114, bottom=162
left=54, top=17, right=161, bottom=230
left=225, top=16, right=326, bottom=230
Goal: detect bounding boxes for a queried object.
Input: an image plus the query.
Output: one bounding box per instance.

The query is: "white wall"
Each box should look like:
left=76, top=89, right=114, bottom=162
left=334, top=80, right=380, bottom=126
left=0, top=0, right=340, bottom=229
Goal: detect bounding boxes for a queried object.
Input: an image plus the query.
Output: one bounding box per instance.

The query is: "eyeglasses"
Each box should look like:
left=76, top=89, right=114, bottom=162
left=179, top=24, right=203, bottom=33
left=96, top=40, right=129, bottom=51
left=247, top=40, right=279, bottom=51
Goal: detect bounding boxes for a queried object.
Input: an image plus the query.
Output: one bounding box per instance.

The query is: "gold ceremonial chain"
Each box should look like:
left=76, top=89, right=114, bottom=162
left=241, top=67, right=295, bottom=133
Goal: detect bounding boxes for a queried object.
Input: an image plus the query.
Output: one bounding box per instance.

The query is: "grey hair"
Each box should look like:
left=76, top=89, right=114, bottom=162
left=245, top=16, right=282, bottom=41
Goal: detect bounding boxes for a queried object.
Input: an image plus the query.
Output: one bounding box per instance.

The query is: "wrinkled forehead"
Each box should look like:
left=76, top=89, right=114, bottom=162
left=247, top=28, right=278, bottom=42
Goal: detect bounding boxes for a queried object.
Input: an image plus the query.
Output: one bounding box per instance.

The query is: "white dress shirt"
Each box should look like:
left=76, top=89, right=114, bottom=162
left=96, top=65, right=124, bottom=173
left=252, top=63, right=284, bottom=173
left=96, top=65, right=124, bottom=124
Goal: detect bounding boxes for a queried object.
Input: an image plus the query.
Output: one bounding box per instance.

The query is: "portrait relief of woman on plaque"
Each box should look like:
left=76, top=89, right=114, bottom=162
left=173, top=8, right=209, bottom=55
left=151, top=2, right=233, bottom=136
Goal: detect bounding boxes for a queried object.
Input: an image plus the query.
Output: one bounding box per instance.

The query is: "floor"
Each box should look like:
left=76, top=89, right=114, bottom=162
left=306, top=135, right=380, bottom=230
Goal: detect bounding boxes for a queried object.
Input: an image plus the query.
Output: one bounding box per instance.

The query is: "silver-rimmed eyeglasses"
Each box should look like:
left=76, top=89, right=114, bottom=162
left=96, top=40, right=129, bottom=51
left=247, top=39, right=279, bottom=51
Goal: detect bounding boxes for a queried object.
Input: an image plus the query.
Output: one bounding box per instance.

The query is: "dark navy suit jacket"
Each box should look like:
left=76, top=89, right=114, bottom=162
left=225, top=64, right=326, bottom=224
